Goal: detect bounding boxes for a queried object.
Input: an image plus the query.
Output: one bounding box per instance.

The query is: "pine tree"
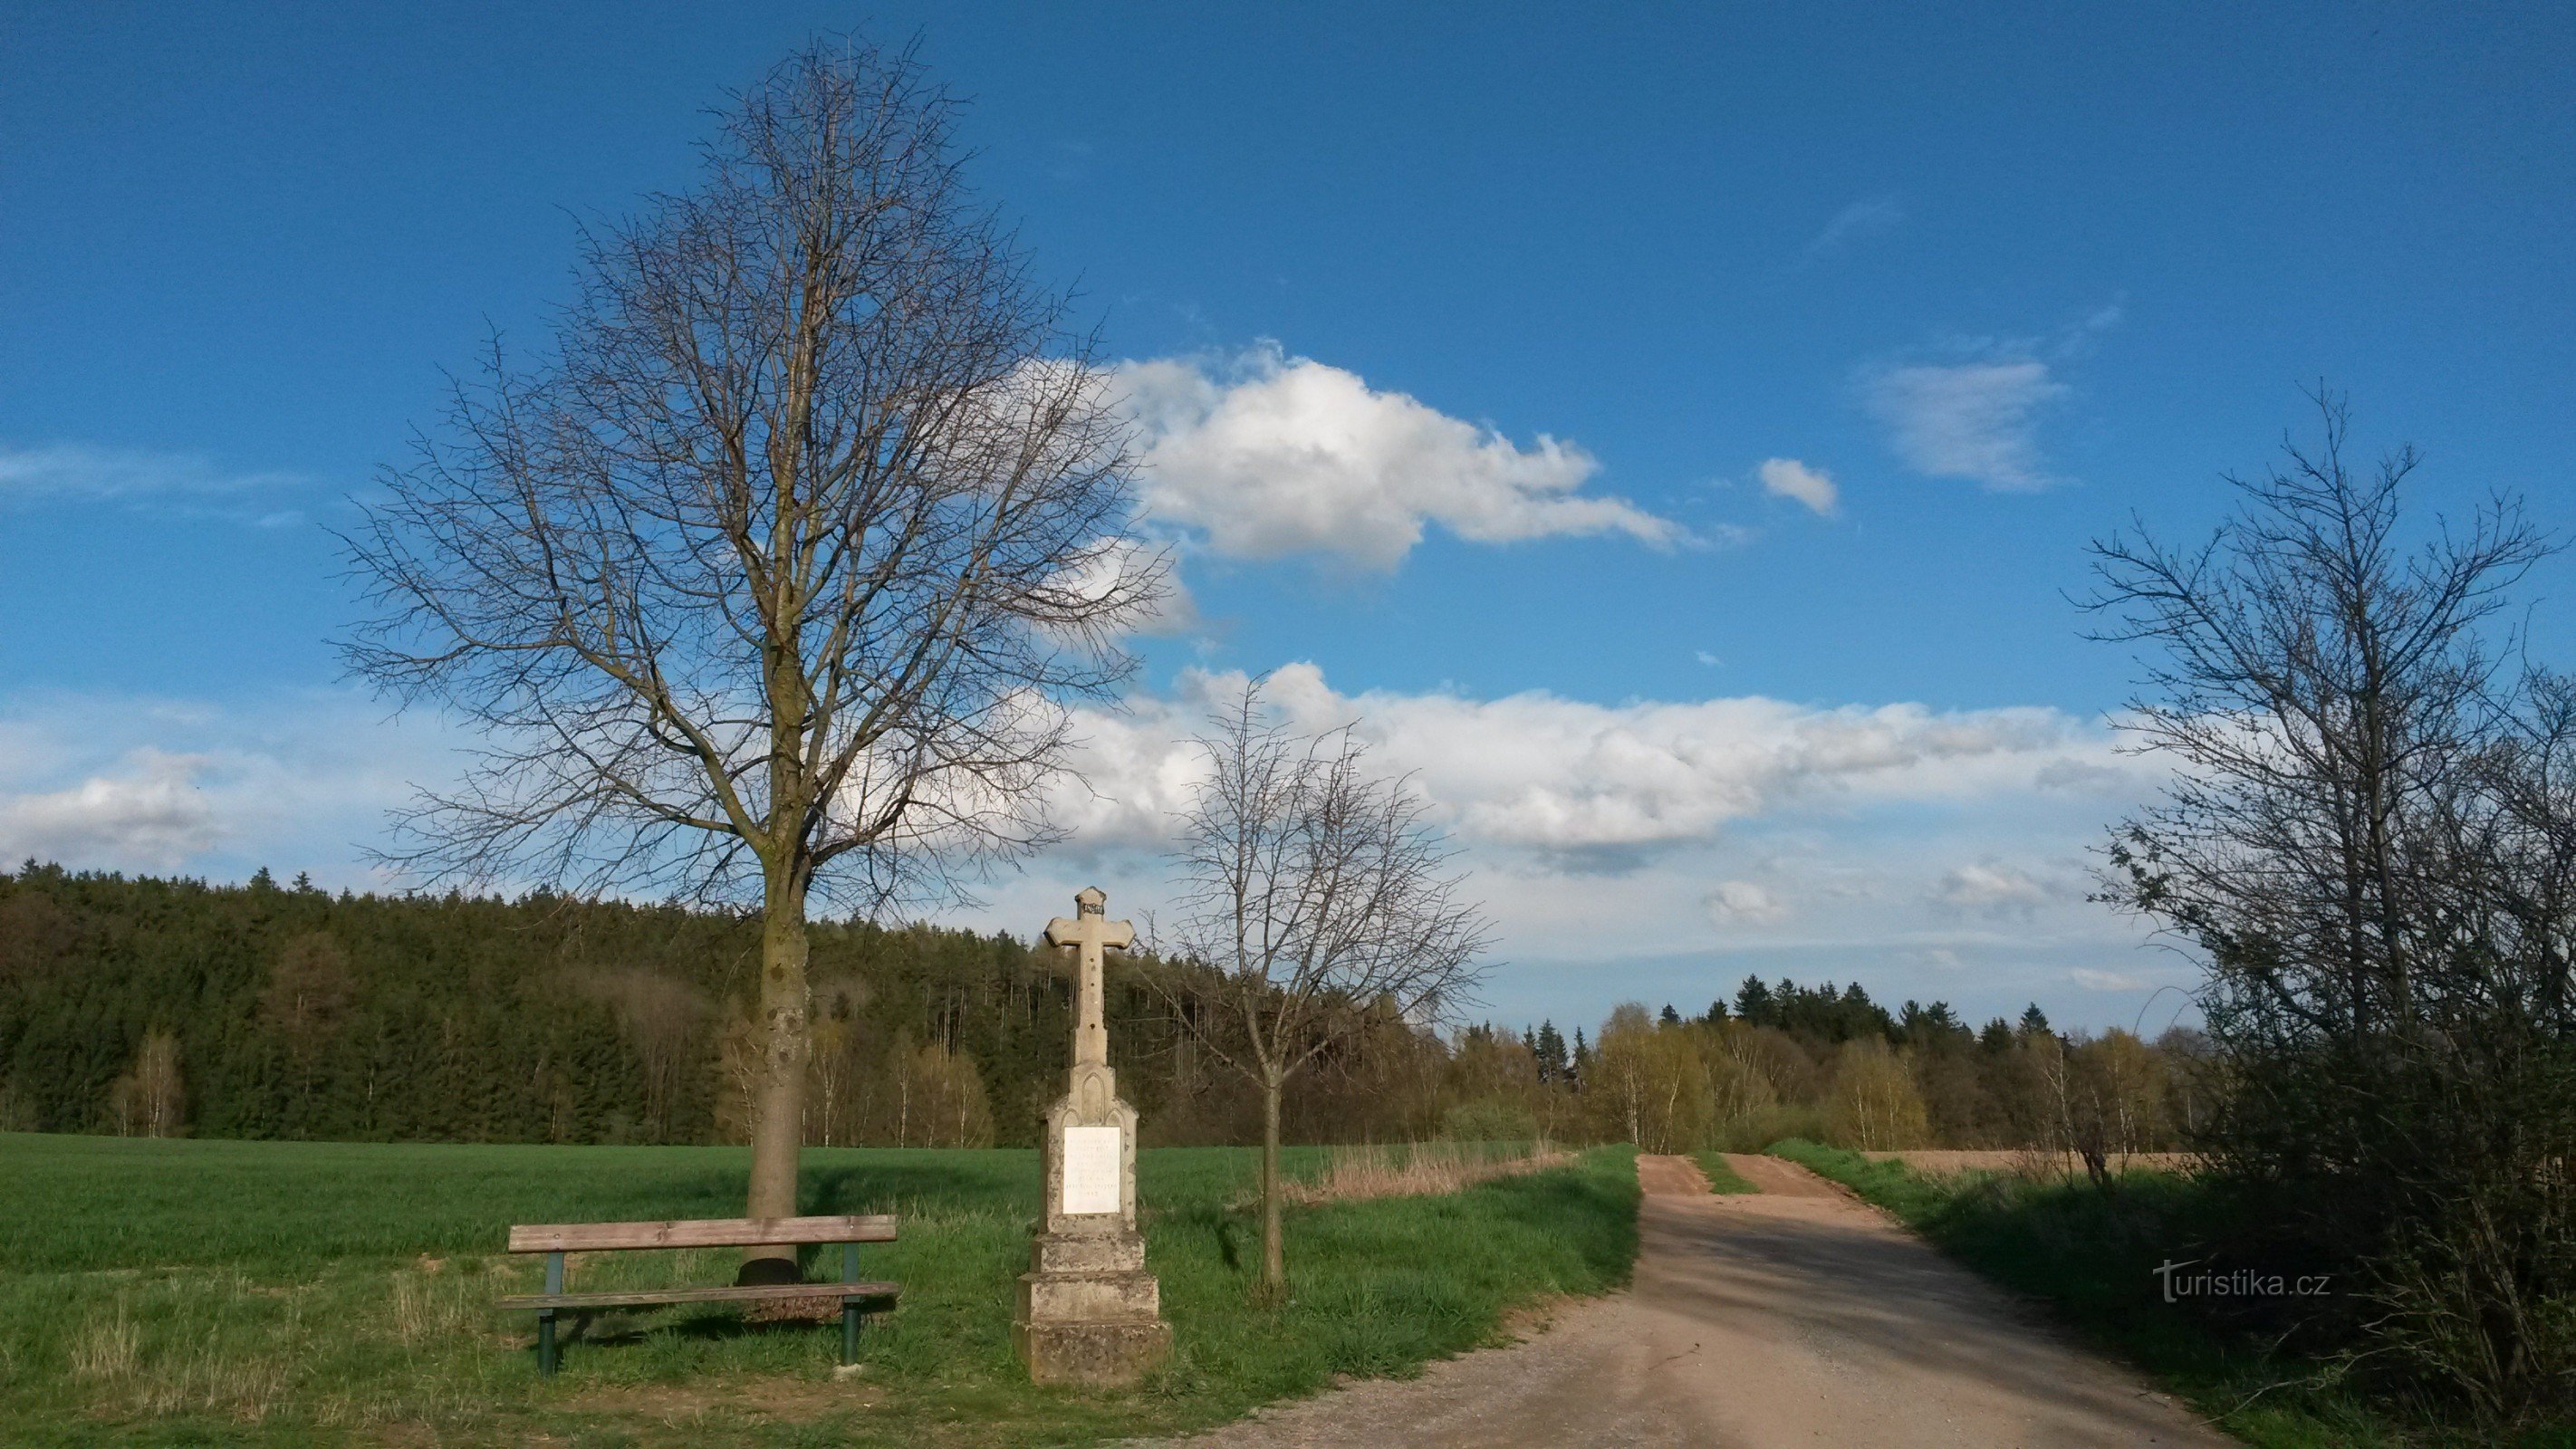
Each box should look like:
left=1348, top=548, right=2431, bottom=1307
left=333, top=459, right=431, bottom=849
left=1534, top=1021, right=1568, bottom=1084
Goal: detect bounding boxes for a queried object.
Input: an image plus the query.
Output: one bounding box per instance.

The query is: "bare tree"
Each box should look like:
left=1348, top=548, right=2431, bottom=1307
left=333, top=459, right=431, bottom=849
left=1156, top=679, right=1490, bottom=1299
left=345, top=40, right=1162, bottom=1281
left=2086, top=393, right=2576, bottom=1418
left=108, top=1028, right=185, bottom=1139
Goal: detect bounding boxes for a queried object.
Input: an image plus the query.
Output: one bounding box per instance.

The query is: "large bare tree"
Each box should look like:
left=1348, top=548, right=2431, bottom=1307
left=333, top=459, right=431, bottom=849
left=2086, top=394, right=2574, bottom=1417
left=346, top=40, right=1163, bottom=1281
left=1157, top=679, right=1490, bottom=1300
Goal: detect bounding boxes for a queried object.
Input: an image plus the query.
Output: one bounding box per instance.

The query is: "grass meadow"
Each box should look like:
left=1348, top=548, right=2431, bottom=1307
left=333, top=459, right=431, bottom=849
left=0, top=1133, right=1639, bottom=1448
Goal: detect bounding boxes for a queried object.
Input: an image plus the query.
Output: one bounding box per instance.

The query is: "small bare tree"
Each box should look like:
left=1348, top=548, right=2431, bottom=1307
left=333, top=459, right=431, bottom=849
left=108, top=1028, right=185, bottom=1139
left=1158, top=679, right=1490, bottom=1299
left=346, top=40, right=1161, bottom=1281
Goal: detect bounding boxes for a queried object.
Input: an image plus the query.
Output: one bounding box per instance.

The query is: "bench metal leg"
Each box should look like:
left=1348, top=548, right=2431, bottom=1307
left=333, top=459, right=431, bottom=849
left=840, top=1242, right=862, bottom=1366
left=537, top=1250, right=566, bottom=1377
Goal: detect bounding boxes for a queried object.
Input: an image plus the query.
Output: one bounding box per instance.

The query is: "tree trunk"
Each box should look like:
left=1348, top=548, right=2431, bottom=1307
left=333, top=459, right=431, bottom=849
left=739, top=867, right=812, bottom=1284
left=1258, top=1070, right=1287, bottom=1302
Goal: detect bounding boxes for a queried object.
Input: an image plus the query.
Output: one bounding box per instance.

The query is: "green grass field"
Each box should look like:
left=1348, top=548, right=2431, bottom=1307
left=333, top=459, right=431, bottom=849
left=0, top=1134, right=1639, bottom=1448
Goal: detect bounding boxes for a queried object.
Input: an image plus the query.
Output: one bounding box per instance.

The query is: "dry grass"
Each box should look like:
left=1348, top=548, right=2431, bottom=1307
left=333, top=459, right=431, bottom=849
left=70, top=1294, right=292, bottom=1422
left=67, top=1308, right=139, bottom=1386
left=1278, top=1141, right=1573, bottom=1205
left=388, top=1266, right=481, bottom=1348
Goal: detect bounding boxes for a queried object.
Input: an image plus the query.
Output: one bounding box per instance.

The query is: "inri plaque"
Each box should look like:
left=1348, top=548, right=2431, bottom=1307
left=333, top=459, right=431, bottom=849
left=1060, top=1124, right=1121, bottom=1215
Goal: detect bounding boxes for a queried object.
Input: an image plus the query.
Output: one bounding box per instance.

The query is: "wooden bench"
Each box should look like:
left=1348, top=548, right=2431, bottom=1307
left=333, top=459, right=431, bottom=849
left=497, top=1214, right=899, bottom=1376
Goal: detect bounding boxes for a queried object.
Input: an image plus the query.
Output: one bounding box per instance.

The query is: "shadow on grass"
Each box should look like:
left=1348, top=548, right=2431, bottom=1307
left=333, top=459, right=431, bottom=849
left=798, top=1156, right=1036, bottom=1216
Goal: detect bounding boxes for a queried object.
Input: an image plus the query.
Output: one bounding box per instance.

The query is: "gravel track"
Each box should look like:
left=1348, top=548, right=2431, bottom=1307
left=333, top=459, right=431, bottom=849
left=1128, top=1153, right=2229, bottom=1448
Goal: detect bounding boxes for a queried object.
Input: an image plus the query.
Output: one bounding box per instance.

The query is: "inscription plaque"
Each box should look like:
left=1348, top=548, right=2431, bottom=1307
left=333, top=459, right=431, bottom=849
left=1060, top=1125, right=1121, bottom=1215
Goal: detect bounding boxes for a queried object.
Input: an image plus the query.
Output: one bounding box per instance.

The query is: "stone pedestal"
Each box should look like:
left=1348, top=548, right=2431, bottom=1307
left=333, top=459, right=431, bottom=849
left=1014, top=1063, right=1171, bottom=1385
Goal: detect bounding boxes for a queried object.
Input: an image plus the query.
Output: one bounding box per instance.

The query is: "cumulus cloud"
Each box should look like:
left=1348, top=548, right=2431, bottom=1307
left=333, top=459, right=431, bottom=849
left=1757, top=457, right=1840, bottom=516
left=1117, top=345, right=1686, bottom=570
left=1048, top=536, right=1197, bottom=638
left=0, top=691, right=453, bottom=887
left=1053, top=663, right=2124, bottom=862
left=0, top=674, right=2171, bottom=1026
left=1862, top=360, right=2068, bottom=492
left=1705, top=880, right=1789, bottom=926
left=0, top=749, right=223, bottom=869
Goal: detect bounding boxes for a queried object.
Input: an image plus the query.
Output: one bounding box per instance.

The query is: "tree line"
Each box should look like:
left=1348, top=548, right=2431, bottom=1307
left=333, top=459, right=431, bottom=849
left=0, top=859, right=2192, bottom=1163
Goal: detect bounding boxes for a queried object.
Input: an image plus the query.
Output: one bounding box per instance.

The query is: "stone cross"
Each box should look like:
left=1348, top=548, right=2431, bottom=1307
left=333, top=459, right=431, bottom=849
left=1045, top=886, right=1132, bottom=1074
left=1018, top=885, right=1170, bottom=1385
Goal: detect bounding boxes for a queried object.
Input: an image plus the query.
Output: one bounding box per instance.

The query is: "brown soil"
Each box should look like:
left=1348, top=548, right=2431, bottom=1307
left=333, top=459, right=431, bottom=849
left=1127, top=1153, right=2227, bottom=1448
left=1632, top=1154, right=1710, bottom=1195
left=1716, top=1152, right=1849, bottom=1199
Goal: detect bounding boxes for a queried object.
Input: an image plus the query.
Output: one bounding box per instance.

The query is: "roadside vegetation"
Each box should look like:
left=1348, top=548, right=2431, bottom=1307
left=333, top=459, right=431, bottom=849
left=2083, top=404, right=2576, bottom=1434
left=1771, top=1140, right=2567, bottom=1449
left=0, top=1133, right=1638, bottom=1447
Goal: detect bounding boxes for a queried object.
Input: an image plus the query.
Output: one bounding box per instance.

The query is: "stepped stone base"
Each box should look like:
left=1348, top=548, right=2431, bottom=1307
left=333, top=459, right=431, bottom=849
left=1014, top=1315, right=1173, bottom=1387
left=1014, top=1230, right=1171, bottom=1387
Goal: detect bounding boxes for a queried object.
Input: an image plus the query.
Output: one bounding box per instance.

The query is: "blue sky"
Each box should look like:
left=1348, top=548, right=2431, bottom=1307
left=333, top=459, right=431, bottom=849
left=4, top=2, right=2571, bottom=1033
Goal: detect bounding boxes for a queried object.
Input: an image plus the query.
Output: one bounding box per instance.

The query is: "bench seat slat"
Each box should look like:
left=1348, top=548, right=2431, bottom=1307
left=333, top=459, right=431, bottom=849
left=506, top=1214, right=898, bottom=1253
left=499, top=1281, right=902, bottom=1310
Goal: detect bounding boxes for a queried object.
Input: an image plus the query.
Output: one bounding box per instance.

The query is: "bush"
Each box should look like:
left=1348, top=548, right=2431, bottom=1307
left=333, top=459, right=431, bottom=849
left=1442, top=1098, right=1537, bottom=1142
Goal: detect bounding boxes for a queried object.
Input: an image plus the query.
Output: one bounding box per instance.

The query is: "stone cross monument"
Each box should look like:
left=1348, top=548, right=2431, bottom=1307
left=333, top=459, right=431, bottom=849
left=1014, top=887, right=1173, bottom=1385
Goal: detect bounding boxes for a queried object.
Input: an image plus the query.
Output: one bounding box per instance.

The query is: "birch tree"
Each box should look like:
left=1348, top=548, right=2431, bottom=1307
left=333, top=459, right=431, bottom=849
left=1158, top=679, right=1490, bottom=1300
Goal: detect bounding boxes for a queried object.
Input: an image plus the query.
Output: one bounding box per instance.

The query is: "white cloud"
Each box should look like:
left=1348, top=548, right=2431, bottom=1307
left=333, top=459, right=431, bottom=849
left=0, top=749, right=222, bottom=870
left=1934, top=860, right=2061, bottom=916
left=2069, top=967, right=2153, bottom=993
left=1118, top=344, right=1686, bottom=569
left=0, top=657, right=2168, bottom=1027
left=0, top=444, right=300, bottom=501
left=1803, top=195, right=1904, bottom=260
left=1049, top=536, right=1197, bottom=638
left=1862, top=360, right=2068, bottom=492
left=2033, top=758, right=2129, bottom=793
left=1757, top=457, right=1840, bottom=516
left=1705, top=880, right=1789, bottom=926
left=0, top=674, right=2176, bottom=1028
left=1056, top=663, right=2129, bottom=859
left=0, top=691, right=453, bottom=887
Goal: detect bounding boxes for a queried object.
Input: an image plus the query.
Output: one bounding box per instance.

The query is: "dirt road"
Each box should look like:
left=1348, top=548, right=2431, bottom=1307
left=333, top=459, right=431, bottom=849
left=1132, top=1154, right=2228, bottom=1448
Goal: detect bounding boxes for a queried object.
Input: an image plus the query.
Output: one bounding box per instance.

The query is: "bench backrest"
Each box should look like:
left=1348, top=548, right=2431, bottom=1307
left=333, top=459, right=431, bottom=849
left=507, top=1214, right=898, bottom=1254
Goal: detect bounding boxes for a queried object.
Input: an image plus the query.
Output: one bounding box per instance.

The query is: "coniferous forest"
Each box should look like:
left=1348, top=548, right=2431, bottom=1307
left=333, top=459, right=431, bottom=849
left=0, top=860, right=2201, bottom=1157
